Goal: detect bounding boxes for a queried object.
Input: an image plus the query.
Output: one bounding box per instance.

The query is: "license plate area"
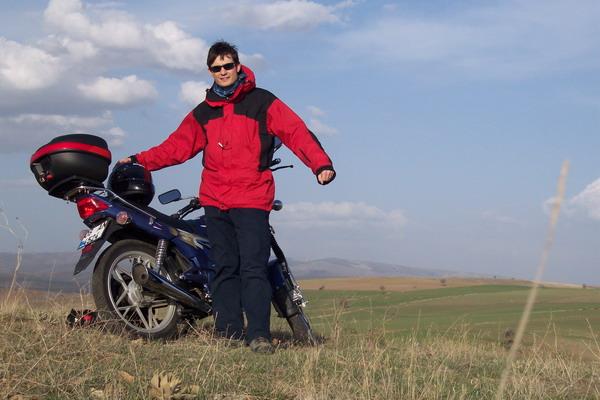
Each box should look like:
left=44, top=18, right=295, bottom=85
left=78, top=220, right=109, bottom=249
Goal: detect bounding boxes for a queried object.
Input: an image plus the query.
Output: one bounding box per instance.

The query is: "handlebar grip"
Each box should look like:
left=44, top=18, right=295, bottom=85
left=173, top=197, right=201, bottom=219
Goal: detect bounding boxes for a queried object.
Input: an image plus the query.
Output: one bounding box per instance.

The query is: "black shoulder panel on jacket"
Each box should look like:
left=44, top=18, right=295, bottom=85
left=192, top=101, right=223, bottom=127
left=234, top=88, right=278, bottom=171
left=233, top=88, right=277, bottom=121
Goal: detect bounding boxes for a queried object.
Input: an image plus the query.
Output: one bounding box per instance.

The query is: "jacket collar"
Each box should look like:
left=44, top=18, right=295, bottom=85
left=205, top=65, right=256, bottom=106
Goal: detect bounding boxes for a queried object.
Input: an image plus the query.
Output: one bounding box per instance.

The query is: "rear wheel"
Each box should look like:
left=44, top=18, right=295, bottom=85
left=92, top=239, right=181, bottom=340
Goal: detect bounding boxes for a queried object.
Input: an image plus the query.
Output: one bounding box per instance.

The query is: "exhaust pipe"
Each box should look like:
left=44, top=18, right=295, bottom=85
left=132, top=263, right=211, bottom=314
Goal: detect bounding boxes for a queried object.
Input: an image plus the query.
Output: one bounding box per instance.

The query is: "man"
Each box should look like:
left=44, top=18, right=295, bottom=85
left=120, top=41, right=335, bottom=354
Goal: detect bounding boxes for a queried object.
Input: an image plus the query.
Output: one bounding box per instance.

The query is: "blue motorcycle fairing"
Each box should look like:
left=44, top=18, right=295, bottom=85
left=84, top=194, right=178, bottom=241
left=79, top=193, right=215, bottom=279
left=137, top=204, right=208, bottom=238
left=267, top=259, right=286, bottom=291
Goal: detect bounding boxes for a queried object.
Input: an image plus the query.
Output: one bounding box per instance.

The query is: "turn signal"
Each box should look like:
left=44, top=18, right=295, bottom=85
left=116, top=211, right=130, bottom=225
left=76, top=197, right=109, bottom=220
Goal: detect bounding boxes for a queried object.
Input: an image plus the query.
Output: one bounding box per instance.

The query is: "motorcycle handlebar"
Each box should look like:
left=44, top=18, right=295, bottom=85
left=173, top=197, right=201, bottom=219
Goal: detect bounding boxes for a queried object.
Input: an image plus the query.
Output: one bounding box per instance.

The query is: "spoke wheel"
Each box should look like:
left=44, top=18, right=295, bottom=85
left=92, top=239, right=181, bottom=339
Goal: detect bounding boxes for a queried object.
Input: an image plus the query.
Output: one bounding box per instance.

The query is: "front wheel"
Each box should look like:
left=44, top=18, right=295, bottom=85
left=92, top=239, right=181, bottom=340
left=287, top=309, right=318, bottom=345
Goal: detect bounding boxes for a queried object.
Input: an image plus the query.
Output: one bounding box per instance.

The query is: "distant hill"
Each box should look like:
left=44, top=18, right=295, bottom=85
left=0, top=252, right=90, bottom=293
left=287, top=257, right=461, bottom=279
left=0, top=252, right=466, bottom=293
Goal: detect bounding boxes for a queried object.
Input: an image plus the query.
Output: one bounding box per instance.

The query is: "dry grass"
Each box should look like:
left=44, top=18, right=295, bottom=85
left=2, top=287, right=600, bottom=400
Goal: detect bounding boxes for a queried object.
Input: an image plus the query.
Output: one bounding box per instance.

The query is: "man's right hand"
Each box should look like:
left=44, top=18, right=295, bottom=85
left=117, top=156, right=132, bottom=165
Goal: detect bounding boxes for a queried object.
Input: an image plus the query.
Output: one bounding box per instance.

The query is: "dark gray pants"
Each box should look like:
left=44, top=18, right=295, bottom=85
left=204, top=206, right=272, bottom=342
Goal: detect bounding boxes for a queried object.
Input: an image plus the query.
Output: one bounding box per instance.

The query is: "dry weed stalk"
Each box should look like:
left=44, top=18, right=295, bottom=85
left=496, top=160, right=569, bottom=400
left=0, top=207, right=28, bottom=304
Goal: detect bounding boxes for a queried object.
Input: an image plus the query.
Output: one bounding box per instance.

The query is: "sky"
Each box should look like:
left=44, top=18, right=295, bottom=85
left=1, top=0, right=600, bottom=284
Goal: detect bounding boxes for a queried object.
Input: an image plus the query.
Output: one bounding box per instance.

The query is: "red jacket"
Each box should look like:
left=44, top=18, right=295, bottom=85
left=136, top=66, right=334, bottom=211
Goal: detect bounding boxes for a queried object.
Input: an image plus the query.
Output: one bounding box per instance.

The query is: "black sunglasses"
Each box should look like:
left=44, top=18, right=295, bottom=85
left=209, top=62, right=236, bottom=73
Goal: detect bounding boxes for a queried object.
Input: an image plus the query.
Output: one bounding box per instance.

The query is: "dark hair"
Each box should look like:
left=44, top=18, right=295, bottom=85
left=207, top=41, right=240, bottom=66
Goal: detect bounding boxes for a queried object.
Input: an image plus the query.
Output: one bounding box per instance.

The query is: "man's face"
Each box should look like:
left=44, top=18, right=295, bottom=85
left=209, top=55, right=241, bottom=87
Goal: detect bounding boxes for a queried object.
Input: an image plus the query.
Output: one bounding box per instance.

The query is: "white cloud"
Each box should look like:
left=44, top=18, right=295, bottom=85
left=10, top=113, right=112, bottom=128
left=106, top=126, right=126, bottom=147
left=307, top=105, right=325, bottom=117
left=226, top=0, right=351, bottom=30
left=179, top=81, right=210, bottom=106
left=334, top=0, right=600, bottom=79
left=568, top=178, right=600, bottom=220
left=307, top=106, right=338, bottom=136
left=43, top=0, right=211, bottom=72
left=78, top=75, right=157, bottom=105
left=145, top=21, right=208, bottom=71
left=44, top=0, right=143, bottom=48
left=542, top=177, right=600, bottom=220
left=44, top=0, right=90, bottom=37
left=273, top=201, right=406, bottom=229
left=240, top=53, right=267, bottom=70
left=0, top=111, right=126, bottom=153
left=309, top=118, right=338, bottom=136
left=0, top=38, right=63, bottom=90
left=60, top=38, right=98, bottom=60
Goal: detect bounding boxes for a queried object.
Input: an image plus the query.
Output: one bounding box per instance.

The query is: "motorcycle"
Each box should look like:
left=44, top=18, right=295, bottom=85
left=30, top=134, right=316, bottom=343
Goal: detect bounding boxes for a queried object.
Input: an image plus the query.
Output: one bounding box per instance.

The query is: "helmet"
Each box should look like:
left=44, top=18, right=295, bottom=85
left=107, top=163, right=155, bottom=206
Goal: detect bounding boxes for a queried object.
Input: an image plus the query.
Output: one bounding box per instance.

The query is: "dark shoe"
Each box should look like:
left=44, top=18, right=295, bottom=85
left=249, top=337, right=275, bottom=354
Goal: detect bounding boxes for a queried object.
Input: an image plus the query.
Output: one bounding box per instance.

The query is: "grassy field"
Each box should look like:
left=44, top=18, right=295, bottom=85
left=301, top=280, right=600, bottom=347
left=298, top=276, right=583, bottom=291
left=2, top=279, right=600, bottom=399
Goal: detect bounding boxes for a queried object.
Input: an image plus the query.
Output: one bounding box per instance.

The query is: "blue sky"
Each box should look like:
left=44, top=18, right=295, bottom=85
left=1, top=0, right=600, bottom=284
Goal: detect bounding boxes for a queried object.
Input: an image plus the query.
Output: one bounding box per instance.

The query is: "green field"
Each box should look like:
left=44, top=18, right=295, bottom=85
left=294, top=285, right=600, bottom=346
left=3, top=283, right=600, bottom=399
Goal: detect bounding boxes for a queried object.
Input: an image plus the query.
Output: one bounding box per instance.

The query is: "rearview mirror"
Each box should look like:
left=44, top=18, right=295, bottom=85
left=158, top=189, right=181, bottom=205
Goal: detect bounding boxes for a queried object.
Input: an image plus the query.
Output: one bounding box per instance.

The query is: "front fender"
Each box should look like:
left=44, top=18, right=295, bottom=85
left=73, top=220, right=122, bottom=275
left=269, top=260, right=300, bottom=318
